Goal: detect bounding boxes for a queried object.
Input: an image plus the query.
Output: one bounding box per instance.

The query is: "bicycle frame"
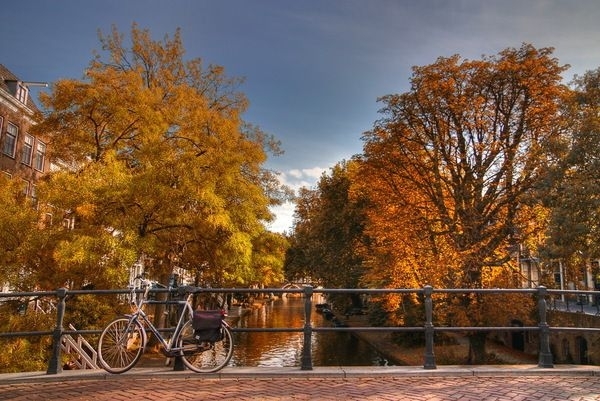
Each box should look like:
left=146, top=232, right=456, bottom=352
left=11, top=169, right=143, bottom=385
left=125, top=286, right=195, bottom=357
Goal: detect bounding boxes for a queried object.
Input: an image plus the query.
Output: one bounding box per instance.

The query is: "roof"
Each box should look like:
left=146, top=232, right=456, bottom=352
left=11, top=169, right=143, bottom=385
left=0, top=63, right=41, bottom=112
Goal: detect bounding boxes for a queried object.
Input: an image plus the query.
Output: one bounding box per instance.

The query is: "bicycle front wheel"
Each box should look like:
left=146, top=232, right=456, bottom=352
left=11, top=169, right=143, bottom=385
left=98, top=318, right=145, bottom=374
left=176, top=320, right=234, bottom=373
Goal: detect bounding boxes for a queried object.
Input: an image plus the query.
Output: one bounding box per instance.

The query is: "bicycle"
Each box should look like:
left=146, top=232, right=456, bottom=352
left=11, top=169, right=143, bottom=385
left=97, top=276, right=234, bottom=373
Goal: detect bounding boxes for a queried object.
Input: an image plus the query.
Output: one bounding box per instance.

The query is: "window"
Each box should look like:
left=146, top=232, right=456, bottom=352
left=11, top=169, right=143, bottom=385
left=40, top=213, right=53, bottom=227
left=21, top=179, right=30, bottom=196
left=22, top=134, right=33, bottom=165
left=3, top=123, right=18, bottom=157
left=63, top=218, right=75, bottom=230
left=34, top=140, right=46, bottom=171
left=16, top=83, right=28, bottom=104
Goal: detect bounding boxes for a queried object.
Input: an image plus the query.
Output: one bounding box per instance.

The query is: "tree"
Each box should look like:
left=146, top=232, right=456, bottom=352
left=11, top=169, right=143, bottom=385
left=249, top=231, right=288, bottom=287
left=284, top=187, right=320, bottom=282
left=285, top=161, right=367, bottom=307
left=359, top=44, right=567, bottom=362
left=0, top=175, right=40, bottom=289
left=542, top=68, right=600, bottom=287
left=32, top=24, right=288, bottom=289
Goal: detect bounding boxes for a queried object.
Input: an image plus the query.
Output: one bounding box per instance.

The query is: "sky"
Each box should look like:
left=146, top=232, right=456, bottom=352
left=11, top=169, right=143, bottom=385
left=2, top=0, right=600, bottom=233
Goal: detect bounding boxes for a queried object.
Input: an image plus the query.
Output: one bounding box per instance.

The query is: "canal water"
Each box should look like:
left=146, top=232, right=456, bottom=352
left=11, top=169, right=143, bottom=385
left=228, top=294, right=393, bottom=367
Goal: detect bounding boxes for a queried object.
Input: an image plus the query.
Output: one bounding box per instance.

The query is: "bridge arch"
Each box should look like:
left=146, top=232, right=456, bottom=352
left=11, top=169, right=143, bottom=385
left=281, top=283, right=304, bottom=290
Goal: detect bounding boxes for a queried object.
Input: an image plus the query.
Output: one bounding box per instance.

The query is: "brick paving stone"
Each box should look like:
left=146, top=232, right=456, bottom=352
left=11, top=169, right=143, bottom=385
left=1, top=376, right=600, bottom=400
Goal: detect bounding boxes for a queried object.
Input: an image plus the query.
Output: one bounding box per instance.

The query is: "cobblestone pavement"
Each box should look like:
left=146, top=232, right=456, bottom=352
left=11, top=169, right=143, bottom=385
left=2, top=375, right=600, bottom=401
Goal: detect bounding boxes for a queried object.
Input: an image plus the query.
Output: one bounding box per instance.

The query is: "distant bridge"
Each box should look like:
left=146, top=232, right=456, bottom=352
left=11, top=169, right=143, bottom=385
left=281, top=282, right=318, bottom=290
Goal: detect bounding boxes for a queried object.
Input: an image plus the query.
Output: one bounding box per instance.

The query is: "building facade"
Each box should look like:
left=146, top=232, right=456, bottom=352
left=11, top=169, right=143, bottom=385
left=0, top=64, right=50, bottom=292
left=0, top=64, right=48, bottom=198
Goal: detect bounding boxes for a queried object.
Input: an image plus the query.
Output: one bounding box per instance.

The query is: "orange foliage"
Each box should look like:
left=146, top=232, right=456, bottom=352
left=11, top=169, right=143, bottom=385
left=355, top=45, right=567, bottom=334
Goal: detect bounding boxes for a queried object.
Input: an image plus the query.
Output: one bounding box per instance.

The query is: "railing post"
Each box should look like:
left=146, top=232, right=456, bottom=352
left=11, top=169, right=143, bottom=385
left=301, top=285, right=313, bottom=370
left=166, top=282, right=185, bottom=372
left=423, top=285, right=436, bottom=369
left=173, top=288, right=185, bottom=371
left=47, top=288, right=67, bottom=374
left=537, top=286, right=554, bottom=368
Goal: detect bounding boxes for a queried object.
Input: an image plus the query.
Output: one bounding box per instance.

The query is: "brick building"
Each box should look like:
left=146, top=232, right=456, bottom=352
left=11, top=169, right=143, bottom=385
left=0, top=64, right=49, bottom=198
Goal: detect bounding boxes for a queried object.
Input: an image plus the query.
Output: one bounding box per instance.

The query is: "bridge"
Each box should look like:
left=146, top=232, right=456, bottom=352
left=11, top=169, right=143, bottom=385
left=3, top=285, right=600, bottom=399
left=281, top=282, right=318, bottom=290
left=2, top=286, right=600, bottom=369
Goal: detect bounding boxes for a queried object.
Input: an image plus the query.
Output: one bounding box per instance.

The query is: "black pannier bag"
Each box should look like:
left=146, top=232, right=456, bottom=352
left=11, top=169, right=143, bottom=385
left=192, top=310, right=224, bottom=342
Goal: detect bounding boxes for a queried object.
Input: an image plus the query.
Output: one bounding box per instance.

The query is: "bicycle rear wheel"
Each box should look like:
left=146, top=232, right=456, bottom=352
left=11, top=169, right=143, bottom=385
left=176, top=320, right=233, bottom=373
left=98, top=318, right=145, bottom=373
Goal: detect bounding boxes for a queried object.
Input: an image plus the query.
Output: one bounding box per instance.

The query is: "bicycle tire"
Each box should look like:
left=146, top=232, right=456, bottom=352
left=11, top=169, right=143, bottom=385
left=176, top=319, right=234, bottom=373
left=98, top=318, right=145, bottom=373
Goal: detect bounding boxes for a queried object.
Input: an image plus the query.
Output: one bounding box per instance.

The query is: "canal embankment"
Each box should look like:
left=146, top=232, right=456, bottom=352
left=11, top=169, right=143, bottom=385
left=337, top=312, right=537, bottom=365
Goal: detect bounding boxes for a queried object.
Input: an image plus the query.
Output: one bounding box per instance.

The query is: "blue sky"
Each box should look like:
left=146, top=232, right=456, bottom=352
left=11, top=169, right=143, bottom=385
left=2, top=0, right=600, bottom=232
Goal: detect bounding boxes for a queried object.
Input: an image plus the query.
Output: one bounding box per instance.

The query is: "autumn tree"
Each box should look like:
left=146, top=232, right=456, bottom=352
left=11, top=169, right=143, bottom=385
left=249, top=231, right=288, bottom=287
left=32, top=24, right=288, bottom=289
left=285, top=161, right=367, bottom=307
left=542, top=68, right=600, bottom=286
left=0, top=175, right=39, bottom=289
left=284, top=187, right=319, bottom=282
left=358, top=44, right=567, bottom=362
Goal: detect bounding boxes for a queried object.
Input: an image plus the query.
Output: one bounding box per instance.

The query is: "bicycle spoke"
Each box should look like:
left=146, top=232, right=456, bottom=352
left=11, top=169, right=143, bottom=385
left=176, top=320, right=233, bottom=373
left=98, top=318, right=144, bottom=374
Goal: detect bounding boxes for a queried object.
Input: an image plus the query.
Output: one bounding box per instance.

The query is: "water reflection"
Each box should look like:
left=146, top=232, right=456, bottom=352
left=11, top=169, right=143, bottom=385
left=229, top=295, right=393, bottom=367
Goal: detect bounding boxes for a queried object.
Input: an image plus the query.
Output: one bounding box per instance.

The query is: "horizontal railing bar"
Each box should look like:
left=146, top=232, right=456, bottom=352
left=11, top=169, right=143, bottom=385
left=433, top=326, right=539, bottom=332
left=0, top=330, right=53, bottom=338
left=314, top=326, right=423, bottom=332
left=230, top=328, right=303, bottom=333
left=0, top=326, right=555, bottom=338
left=432, top=288, right=538, bottom=294
left=314, top=288, right=422, bottom=295
left=0, top=291, right=61, bottom=298
left=547, top=289, right=600, bottom=295
left=549, top=327, right=600, bottom=332
left=4, top=287, right=600, bottom=297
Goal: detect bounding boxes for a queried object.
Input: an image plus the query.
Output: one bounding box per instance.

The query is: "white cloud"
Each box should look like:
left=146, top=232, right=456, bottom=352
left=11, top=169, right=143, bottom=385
left=302, top=166, right=327, bottom=180
left=279, top=166, right=328, bottom=191
left=288, top=169, right=303, bottom=179
left=267, top=201, right=296, bottom=234
left=267, top=165, right=330, bottom=233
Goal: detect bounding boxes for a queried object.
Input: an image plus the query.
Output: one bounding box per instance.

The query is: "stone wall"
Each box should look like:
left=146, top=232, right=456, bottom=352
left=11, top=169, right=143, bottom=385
left=547, top=311, right=600, bottom=364
left=490, top=311, right=600, bottom=364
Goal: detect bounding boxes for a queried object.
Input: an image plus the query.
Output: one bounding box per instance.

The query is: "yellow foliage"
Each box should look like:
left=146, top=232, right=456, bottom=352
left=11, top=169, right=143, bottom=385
left=21, top=24, right=287, bottom=290
left=75, top=203, right=96, bottom=218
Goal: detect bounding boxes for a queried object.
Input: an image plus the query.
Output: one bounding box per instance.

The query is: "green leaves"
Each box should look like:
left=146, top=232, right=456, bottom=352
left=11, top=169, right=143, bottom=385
left=543, top=68, right=600, bottom=266
left=286, top=161, right=366, bottom=289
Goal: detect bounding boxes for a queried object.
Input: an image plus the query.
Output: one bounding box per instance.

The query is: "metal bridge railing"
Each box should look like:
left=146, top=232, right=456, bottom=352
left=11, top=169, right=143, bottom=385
left=2, top=285, right=600, bottom=374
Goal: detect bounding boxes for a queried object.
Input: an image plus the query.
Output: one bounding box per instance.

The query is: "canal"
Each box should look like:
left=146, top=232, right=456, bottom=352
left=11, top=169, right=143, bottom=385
left=228, top=294, right=394, bottom=367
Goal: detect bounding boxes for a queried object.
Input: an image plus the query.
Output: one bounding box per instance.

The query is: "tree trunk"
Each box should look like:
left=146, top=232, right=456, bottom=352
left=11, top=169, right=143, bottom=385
left=467, top=332, right=488, bottom=364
